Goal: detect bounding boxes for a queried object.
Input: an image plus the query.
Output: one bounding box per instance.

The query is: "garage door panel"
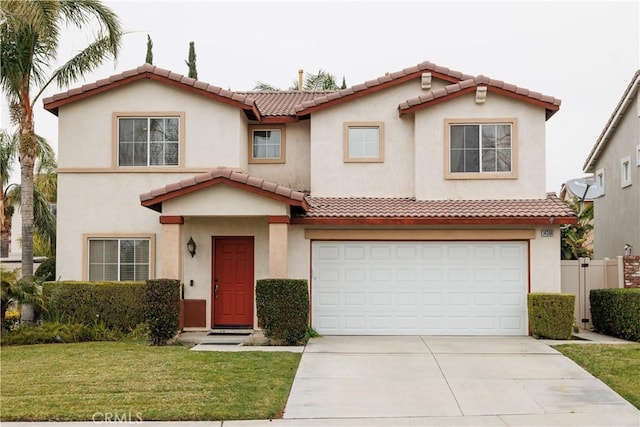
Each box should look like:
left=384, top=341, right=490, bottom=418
left=312, top=241, right=527, bottom=335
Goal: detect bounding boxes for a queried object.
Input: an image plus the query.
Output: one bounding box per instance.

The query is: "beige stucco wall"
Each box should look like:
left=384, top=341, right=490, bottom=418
left=529, top=225, right=562, bottom=293
left=55, top=173, right=185, bottom=280
left=414, top=92, right=548, bottom=200
left=57, top=79, right=247, bottom=170
left=162, top=184, right=288, bottom=216
left=247, top=121, right=311, bottom=192
left=309, top=79, right=449, bottom=197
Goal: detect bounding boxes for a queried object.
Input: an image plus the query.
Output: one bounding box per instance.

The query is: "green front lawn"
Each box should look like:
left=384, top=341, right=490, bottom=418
left=0, top=341, right=301, bottom=421
left=555, top=343, right=640, bottom=409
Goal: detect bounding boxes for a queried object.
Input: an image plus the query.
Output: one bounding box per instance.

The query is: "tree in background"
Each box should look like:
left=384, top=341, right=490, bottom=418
left=185, top=41, right=197, bottom=79
left=1, top=130, right=57, bottom=257
left=561, top=197, right=594, bottom=260
left=145, top=34, right=153, bottom=64
left=253, top=69, right=344, bottom=91
left=0, top=0, right=122, bottom=278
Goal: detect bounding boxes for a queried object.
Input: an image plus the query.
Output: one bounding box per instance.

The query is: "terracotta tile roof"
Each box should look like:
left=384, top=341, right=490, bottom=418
left=237, top=91, right=334, bottom=116
left=43, top=61, right=561, bottom=122
left=398, top=76, right=561, bottom=119
left=140, top=167, right=308, bottom=212
left=43, top=64, right=261, bottom=119
left=583, top=69, right=640, bottom=172
left=293, top=61, right=474, bottom=115
left=295, top=193, right=576, bottom=224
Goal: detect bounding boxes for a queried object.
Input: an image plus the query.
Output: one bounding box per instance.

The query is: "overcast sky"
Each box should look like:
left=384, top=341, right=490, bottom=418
left=3, top=0, right=639, bottom=193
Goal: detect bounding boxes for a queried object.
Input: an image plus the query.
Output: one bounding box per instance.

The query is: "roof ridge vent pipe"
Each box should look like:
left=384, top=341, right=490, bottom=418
left=298, top=69, right=304, bottom=91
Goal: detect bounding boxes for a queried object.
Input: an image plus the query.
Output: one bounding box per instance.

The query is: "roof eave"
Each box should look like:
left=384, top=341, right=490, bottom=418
left=43, top=70, right=261, bottom=120
left=295, top=69, right=465, bottom=117
left=583, top=71, right=640, bottom=173
left=398, top=85, right=560, bottom=118
left=291, top=216, right=577, bottom=226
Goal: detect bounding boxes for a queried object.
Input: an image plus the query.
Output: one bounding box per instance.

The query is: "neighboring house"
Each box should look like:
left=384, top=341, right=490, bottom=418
left=43, top=61, right=576, bottom=336
left=583, top=70, right=640, bottom=259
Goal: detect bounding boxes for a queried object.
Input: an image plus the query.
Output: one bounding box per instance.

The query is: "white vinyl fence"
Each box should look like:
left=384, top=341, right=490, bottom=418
left=560, top=256, right=624, bottom=330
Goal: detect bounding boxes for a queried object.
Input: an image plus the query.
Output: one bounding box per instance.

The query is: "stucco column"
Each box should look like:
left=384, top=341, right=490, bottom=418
left=268, top=216, right=289, bottom=278
left=159, top=216, right=183, bottom=280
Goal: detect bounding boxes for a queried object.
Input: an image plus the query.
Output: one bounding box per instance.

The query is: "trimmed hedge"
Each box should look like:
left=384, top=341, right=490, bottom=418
left=256, top=279, right=309, bottom=345
left=590, top=288, right=640, bottom=342
left=528, top=293, right=575, bottom=339
left=145, top=279, right=180, bottom=345
left=42, top=281, right=146, bottom=331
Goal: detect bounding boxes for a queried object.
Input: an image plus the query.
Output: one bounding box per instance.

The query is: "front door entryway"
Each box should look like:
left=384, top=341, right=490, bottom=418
left=212, top=237, right=254, bottom=327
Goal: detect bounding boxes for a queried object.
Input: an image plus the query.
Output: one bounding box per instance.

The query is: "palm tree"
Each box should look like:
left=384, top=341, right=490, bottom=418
left=0, top=0, right=123, bottom=278
left=561, top=197, right=594, bottom=260
left=253, top=69, right=344, bottom=91
left=1, top=130, right=57, bottom=257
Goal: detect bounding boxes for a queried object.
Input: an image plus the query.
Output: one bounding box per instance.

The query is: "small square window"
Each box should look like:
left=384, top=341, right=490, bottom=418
left=621, top=156, right=632, bottom=188
left=249, top=126, right=285, bottom=163
left=344, top=122, right=384, bottom=162
left=595, top=168, right=605, bottom=193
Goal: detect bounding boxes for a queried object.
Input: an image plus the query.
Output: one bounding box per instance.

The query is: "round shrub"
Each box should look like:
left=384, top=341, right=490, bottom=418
left=144, top=279, right=180, bottom=346
left=528, top=293, right=575, bottom=339
left=256, top=279, right=309, bottom=345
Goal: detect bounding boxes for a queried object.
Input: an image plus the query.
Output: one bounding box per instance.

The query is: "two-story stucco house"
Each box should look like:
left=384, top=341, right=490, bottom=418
left=583, top=70, right=640, bottom=259
left=44, top=61, right=575, bottom=336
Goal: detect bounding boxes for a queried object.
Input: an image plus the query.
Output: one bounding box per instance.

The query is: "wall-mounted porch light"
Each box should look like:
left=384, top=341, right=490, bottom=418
left=187, top=237, right=197, bottom=257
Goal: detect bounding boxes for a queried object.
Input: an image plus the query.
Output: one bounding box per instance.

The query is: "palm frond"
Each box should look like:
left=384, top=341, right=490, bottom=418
left=304, top=69, right=339, bottom=90
left=32, top=189, right=56, bottom=255
left=45, top=34, right=119, bottom=97
left=58, top=0, right=122, bottom=58
left=253, top=81, right=280, bottom=91
left=0, top=130, right=18, bottom=188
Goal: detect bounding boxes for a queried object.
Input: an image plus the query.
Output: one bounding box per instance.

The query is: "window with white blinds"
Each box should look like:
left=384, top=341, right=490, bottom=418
left=89, top=239, right=150, bottom=281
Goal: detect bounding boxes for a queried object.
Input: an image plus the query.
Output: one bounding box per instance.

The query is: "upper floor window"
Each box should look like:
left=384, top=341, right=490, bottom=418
left=344, top=122, right=384, bottom=162
left=88, top=238, right=150, bottom=281
left=445, top=119, right=517, bottom=179
left=249, top=126, right=285, bottom=164
left=118, top=116, right=180, bottom=166
left=595, top=168, right=605, bottom=192
left=621, top=156, right=632, bottom=188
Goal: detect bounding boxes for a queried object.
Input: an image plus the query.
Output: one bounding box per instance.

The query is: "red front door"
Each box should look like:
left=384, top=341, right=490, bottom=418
left=212, top=237, right=254, bottom=327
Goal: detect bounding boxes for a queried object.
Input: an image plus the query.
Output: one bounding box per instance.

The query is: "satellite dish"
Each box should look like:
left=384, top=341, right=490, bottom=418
left=566, top=178, right=604, bottom=201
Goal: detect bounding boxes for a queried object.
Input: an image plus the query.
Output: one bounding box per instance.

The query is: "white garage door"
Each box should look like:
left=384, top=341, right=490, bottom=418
left=312, top=241, right=528, bottom=335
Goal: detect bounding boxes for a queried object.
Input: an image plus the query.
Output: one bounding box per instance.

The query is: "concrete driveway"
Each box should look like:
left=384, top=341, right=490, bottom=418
left=283, top=336, right=640, bottom=426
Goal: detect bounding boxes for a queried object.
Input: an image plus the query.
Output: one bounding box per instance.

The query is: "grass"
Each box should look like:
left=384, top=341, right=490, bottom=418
left=0, top=341, right=301, bottom=421
left=554, top=343, right=640, bottom=409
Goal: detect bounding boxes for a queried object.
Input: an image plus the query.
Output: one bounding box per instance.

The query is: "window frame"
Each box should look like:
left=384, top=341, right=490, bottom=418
left=444, top=118, right=518, bottom=180
left=621, top=156, right=632, bottom=188
left=113, top=112, right=185, bottom=169
left=595, top=168, right=605, bottom=194
left=343, top=122, right=385, bottom=163
left=636, top=144, right=640, bottom=167
left=248, top=125, right=286, bottom=164
left=83, top=233, right=156, bottom=281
